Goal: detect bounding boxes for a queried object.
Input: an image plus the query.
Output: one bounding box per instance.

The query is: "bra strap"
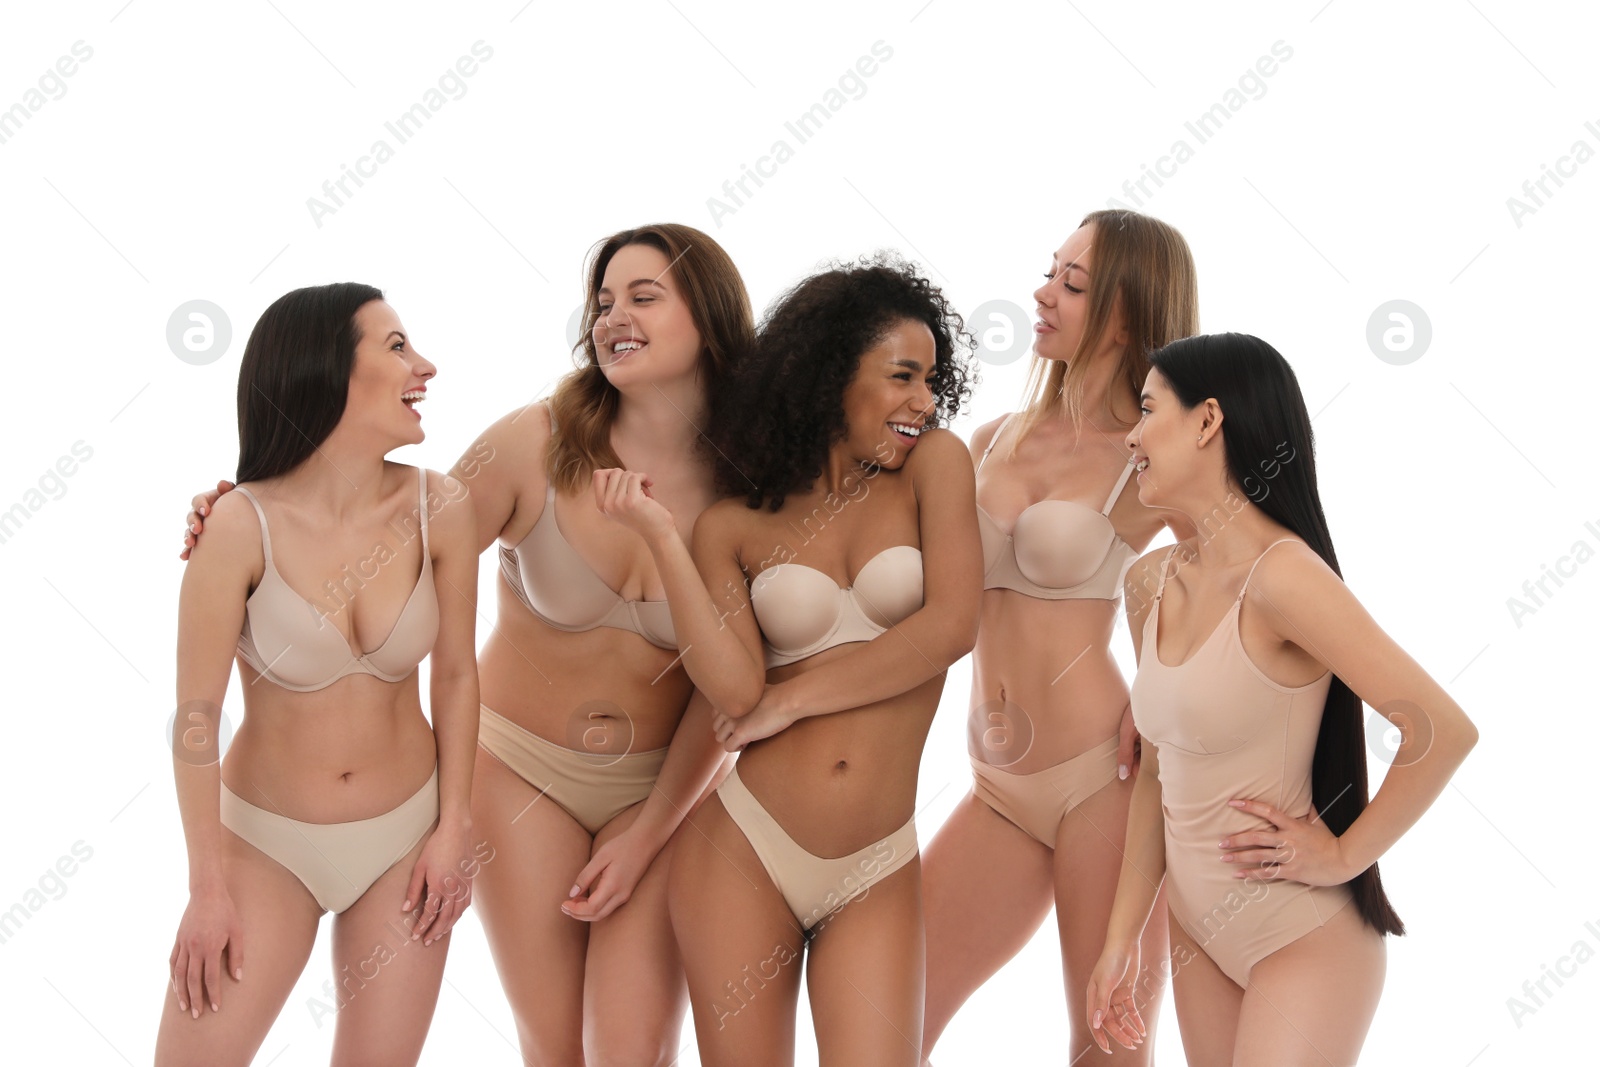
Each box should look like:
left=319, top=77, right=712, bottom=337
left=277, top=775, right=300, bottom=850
left=1101, top=456, right=1138, bottom=514
left=415, top=466, right=430, bottom=554
left=977, top=412, right=1014, bottom=471
left=1153, top=544, right=1179, bottom=600
left=1237, top=538, right=1301, bottom=602
left=231, top=486, right=273, bottom=563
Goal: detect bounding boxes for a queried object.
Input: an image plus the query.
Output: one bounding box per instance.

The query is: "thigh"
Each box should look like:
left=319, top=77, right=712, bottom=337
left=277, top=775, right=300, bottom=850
left=1164, top=905, right=1244, bottom=1067
left=154, top=830, right=322, bottom=1067
left=920, top=791, right=1054, bottom=1055
left=1234, top=902, right=1385, bottom=1067
left=328, top=829, right=450, bottom=1067
left=583, top=799, right=689, bottom=1067
left=1054, top=775, right=1167, bottom=1064
left=469, top=743, right=594, bottom=1063
left=668, top=791, right=806, bottom=1067
left=806, top=856, right=926, bottom=1067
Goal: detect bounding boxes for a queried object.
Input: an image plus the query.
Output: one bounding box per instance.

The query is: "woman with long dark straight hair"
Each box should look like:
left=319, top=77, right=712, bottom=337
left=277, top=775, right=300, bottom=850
left=1087, top=332, right=1478, bottom=1064
left=159, top=284, right=481, bottom=1066
left=179, top=224, right=756, bottom=1063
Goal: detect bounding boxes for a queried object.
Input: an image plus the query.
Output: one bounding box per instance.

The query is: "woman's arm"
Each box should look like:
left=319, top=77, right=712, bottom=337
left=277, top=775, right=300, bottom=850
left=1086, top=549, right=1172, bottom=1052
left=170, top=491, right=258, bottom=1014
left=447, top=404, right=544, bottom=555
left=563, top=688, right=730, bottom=921
left=760, top=428, right=983, bottom=722
left=1221, top=542, right=1479, bottom=884
left=402, top=470, right=481, bottom=944
left=593, top=475, right=768, bottom=718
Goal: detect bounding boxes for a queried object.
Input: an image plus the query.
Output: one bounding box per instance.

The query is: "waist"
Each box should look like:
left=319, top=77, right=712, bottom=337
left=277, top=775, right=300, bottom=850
left=734, top=738, right=923, bottom=857
left=221, top=728, right=437, bottom=823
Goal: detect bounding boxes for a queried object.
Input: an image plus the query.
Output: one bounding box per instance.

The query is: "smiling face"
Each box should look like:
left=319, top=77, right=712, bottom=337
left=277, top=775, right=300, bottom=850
left=838, top=318, right=937, bottom=469
left=1127, top=366, right=1218, bottom=506
left=344, top=299, right=435, bottom=448
left=592, top=242, right=703, bottom=390
left=1031, top=222, right=1128, bottom=366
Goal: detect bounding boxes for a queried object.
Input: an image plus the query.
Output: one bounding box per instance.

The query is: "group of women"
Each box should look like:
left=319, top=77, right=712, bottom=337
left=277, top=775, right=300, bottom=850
left=159, top=211, right=1478, bottom=1067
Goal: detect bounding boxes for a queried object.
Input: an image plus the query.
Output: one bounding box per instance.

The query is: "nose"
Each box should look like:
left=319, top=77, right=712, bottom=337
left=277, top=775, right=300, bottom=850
left=1033, top=274, right=1053, bottom=307
left=412, top=350, right=437, bottom=380
left=1124, top=422, right=1140, bottom=451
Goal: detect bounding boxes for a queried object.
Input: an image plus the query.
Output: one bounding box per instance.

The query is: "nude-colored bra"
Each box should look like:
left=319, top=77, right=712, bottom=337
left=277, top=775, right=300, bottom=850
left=497, top=403, right=678, bottom=651
left=975, top=412, right=1138, bottom=602
left=234, top=465, right=440, bottom=693
left=750, top=545, right=924, bottom=668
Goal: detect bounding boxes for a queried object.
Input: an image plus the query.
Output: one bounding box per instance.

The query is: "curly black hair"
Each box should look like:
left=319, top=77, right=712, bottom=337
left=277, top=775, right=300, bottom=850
left=708, top=252, right=977, bottom=510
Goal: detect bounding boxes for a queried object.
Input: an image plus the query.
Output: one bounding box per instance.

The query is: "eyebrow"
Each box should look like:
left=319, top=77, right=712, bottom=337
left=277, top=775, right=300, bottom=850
left=1139, top=391, right=1154, bottom=402
left=889, top=358, right=932, bottom=372
left=386, top=331, right=406, bottom=343
left=598, top=278, right=668, bottom=295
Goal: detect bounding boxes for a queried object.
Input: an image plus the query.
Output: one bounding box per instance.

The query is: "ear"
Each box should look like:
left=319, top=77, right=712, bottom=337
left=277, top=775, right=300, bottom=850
left=1197, top=398, right=1224, bottom=444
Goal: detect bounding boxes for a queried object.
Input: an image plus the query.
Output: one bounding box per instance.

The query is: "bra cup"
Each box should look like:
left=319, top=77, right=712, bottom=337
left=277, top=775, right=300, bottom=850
left=1011, top=502, right=1117, bottom=590
left=751, top=565, right=846, bottom=654
left=851, top=545, right=925, bottom=628
left=369, top=566, right=439, bottom=677
left=243, top=575, right=358, bottom=688
left=632, top=601, right=679, bottom=649
left=976, top=509, right=1011, bottom=573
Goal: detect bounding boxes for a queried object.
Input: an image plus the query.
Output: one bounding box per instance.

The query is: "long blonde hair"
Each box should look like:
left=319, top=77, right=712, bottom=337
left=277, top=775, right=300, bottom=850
left=1009, top=209, right=1199, bottom=454
left=546, top=223, right=754, bottom=491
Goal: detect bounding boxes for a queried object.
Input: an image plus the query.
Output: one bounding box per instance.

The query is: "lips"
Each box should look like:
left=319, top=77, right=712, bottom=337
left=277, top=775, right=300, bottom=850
left=402, top=389, right=426, bottom=418
left=888, top=421, right=924, bottom=446
left=608, top=338, right=646, bottom=363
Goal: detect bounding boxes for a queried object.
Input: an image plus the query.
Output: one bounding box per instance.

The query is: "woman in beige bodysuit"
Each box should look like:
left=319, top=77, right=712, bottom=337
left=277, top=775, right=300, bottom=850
left=920, top=209, right=1197, bottom=1064
left=1088, top=332, right=1478, bottom=1065
left=181, top=224, right=754, bottom=1064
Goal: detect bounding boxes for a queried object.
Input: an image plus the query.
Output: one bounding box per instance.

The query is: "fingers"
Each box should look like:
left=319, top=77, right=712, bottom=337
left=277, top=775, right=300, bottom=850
left=401, top=860, right=427, bottom=916
left=184, top=945, right=205, bottom=1020
left=227, top=923, right=244, bottom=982
left=1117, top=707, right=1137, bottom=781
left=203, top=946, right=222, bottom=1013
left=1228, top=797, right=1285, bottom=826
left=570, top=855, right=603, bottom=898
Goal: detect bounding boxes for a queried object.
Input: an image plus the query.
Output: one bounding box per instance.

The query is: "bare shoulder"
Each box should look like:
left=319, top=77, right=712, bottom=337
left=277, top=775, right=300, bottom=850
left=421, top=467, right=474, bottom=543
left=481, top=397, right=555, bottom=457
left=966, top=412, right=1011, bottom=461
left=189, top=485, right=267, bottom=574
left=1249, top=538, right=1342, bottom=604
left=904, top=427, right=972, bottom=474
left=692, top=494, right=757, bottom=549
left=1123, top=541, right=1188, bottom=620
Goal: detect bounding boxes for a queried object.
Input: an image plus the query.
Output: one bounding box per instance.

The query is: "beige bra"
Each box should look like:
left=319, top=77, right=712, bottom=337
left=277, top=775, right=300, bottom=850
left=497, top=403, right=677, bottom=650
left=235, top=466, right=439, bottom=692
left=750, top=545, right=924, bottom=668
left=975, top=413, right=1138, bottom=601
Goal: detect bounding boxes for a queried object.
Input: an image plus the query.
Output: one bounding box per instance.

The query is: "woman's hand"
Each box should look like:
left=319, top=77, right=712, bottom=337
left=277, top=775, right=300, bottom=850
left=169, top=885, right=244, bottom=1019
left=180, top=480, right=235, bottom=560
left=592, top=468, right=675, bottom=543
left=401, top=825, right=474, bottom=947
left=1085, top=937, right=1147, bottom=1053
left=1219, top=797, right=1353, bottom=886
left=562, top=824, right=662, bottom=923
left=711, top=687, right=793, bottom=751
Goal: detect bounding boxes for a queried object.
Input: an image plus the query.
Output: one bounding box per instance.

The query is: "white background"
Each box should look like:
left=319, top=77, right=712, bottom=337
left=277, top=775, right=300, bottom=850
left=1, top=1, right=1594, bottom=1064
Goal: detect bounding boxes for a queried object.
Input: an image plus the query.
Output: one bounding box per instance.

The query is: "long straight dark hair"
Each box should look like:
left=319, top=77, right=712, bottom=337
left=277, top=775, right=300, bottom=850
left=1149, top=332, right=1405, bottom=937
left=235, top=282, right=385, bottom=484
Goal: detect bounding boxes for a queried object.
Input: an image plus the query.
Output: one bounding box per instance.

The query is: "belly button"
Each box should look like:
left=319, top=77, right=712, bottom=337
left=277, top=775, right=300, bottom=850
left=834, top=760, right=849, bottom=773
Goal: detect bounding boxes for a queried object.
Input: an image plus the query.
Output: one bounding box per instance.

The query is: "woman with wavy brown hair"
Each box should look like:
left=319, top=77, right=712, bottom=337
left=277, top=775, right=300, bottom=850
left=180, top=223, right=754, bottom=1064
left=920, top=209, right=1200, bottom=1064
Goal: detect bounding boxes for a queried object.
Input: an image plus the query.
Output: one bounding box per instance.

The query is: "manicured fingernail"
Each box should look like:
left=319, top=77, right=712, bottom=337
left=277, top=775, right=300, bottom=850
left=1229, top=799, right=1244, bottom=807
left=569, top=885, right=581, bottom=898
left=402, top=899, right=411, bottom=911
left=211, top=1001, right=218, bottom=1012
left=1093, top=1009, right=1102, bottom=1028
left=234, top=969, right=243, bottom=980
left=1118, top=764, right=1129, bottom=780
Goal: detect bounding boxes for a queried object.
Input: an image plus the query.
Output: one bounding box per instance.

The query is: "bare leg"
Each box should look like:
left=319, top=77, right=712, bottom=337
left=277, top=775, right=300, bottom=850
left=153, top=831, right=321, bottom=1067
left=918, top=791, right=1054, bottom=1062
left=1233, top=901, right=1385, bottom=1067
left=1054, top=776, right=1169, bottom=1064
left=668, top=792, right=806, bottom=1067
left=1164, top=906, right=1244, bottom=1067
left=584, top=799, right=691, bottom=1066
left=328, top=829, right=451, bottom=1066
left=470, top=744, right=594, bottom=1064
left=808, top=858, right=926, bottom=1067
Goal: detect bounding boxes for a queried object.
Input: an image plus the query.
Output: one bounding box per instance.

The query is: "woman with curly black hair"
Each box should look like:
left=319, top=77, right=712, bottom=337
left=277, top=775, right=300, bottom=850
left=594, top=254, right=983, bottom=1065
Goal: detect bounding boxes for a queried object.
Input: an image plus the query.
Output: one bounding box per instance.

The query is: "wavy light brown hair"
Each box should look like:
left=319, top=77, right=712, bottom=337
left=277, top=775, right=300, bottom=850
left=545, top=223, right=755, bottom=491
left=1010, top=209, right=1199, bottom=454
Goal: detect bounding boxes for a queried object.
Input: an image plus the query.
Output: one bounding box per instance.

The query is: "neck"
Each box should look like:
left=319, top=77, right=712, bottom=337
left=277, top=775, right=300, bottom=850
left=613, top=375, right=710, bottom=459
left=818, top=442, right=882, bottom=500
left=273, top=432, right=393, bottom=519
left=1173, top=483, right=1285, bottom=570
left=1059, top=348, right=1138, bottom=432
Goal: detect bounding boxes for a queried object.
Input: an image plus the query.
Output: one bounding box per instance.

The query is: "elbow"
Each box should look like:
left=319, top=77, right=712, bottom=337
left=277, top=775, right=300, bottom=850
left=936, top=606, right=981, bottom=669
